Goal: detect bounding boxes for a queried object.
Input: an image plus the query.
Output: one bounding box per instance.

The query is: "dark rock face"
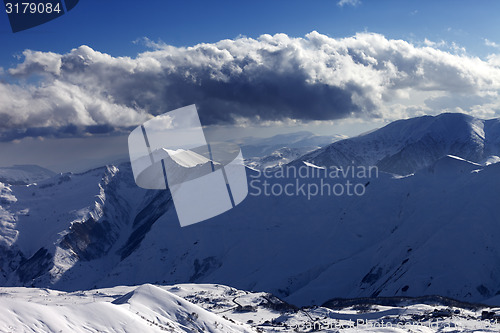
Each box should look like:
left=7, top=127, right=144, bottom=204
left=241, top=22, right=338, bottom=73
left=16, top=248, right=53, bottom=284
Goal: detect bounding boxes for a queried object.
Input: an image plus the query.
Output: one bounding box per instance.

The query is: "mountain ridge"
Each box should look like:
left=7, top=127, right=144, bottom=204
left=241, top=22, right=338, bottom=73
left=1, top=112, right=500, bottom=308
left=297, top=113, right=500, bottom=175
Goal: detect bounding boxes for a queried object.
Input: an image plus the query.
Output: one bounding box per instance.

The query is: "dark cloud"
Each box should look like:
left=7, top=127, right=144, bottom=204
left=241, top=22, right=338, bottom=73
left=163, top=70, right=362, bottom=125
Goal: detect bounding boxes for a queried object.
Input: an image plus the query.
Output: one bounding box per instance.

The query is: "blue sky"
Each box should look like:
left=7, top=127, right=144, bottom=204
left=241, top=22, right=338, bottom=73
left=2, top=0, right=500, bottom=66
left=2, top=0, right=500, bottom=171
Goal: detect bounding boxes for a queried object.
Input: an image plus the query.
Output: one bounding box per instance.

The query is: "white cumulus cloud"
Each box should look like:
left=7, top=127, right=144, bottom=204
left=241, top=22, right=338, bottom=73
left=1, top=31, right=500, bottom=141
left=337, top=0, right=361, bottom=7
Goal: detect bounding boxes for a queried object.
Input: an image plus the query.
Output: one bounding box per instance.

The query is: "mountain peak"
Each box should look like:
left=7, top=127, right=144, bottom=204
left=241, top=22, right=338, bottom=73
left=298, top=112, right=499, bottom=175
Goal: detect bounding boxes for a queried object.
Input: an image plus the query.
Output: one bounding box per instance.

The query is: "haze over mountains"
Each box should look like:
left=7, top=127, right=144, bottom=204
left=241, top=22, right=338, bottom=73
left=0, top=112, right=499, bottom=315
left=240, top=131, right=346, bottom=169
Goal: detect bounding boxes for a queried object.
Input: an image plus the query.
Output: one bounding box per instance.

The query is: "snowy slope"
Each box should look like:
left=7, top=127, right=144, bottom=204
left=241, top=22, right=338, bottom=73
left=1, top=157, right=499, bottom=308
left=1, top=113, right=500, bottom=311
left=0, top=165, right=56, bottom=185
left=0, top=165, right=148, bottom=289
left=298, top=113, right=500, bottom=174
left=1, top=283, right=499, bottom=333
left=0, top=284, right=253, bottom=333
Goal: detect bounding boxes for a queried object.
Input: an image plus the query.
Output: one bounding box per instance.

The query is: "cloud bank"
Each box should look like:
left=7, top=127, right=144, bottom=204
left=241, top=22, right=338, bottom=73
left=2, top=31, right=500, bottom=141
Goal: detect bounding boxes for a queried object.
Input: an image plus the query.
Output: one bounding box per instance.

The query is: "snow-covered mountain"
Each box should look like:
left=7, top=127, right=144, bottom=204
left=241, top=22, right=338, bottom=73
left=0, top=165, right=56, bottom=185
left=1, top=283, right=499, bottom=333
left=0, top=284, right=254, bottom=332
left=1, top=159, right=500, bottom=307
left=240, top=131, right=346, bottom=170
left=1, top=112, right=500, bottom=312
left=297, top=113, right=500, bottom=175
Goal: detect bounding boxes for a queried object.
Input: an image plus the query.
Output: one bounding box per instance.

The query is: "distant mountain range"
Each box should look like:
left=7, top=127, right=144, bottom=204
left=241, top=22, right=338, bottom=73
left=238, top=131, right=346, bottom=157
left=239, top=131, right=346, bottom=169
left=1, top=113, right=499, bottom=309
left=0, top=165, right=56, bottom=185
